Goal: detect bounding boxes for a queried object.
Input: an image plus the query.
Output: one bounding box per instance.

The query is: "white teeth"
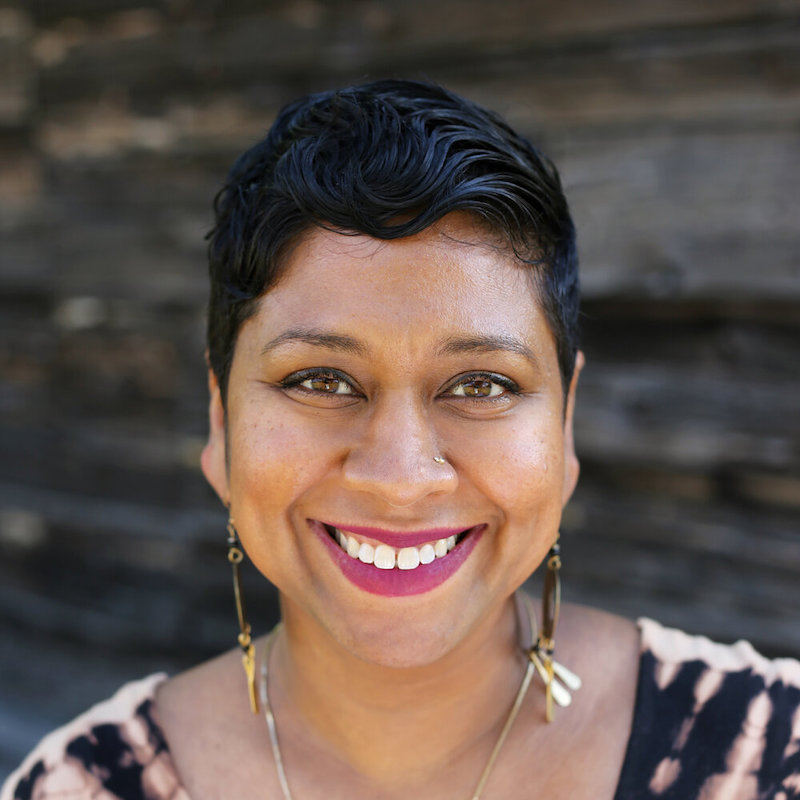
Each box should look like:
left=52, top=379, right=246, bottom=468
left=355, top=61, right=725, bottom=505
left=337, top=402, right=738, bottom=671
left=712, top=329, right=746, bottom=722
left=397, top=547, right=420, bottom=570
left=373, top=544, right=396, bottom=570
left=357, top=542, right=375, bottom=564
left=419, top=543, right=436, bottom=564
left=333, top=527, right=470, bottom=571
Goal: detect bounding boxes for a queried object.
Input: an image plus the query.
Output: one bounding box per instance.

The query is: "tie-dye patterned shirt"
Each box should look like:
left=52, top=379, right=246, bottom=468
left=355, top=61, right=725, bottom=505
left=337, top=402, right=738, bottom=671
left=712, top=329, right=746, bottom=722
left=4, top=619, right=800, bottom=800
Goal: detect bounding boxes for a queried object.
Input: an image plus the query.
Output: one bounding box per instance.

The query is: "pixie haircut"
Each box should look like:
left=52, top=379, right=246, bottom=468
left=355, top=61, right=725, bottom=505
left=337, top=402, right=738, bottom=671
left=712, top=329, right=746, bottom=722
left=207, top=79, right=579, bottom=401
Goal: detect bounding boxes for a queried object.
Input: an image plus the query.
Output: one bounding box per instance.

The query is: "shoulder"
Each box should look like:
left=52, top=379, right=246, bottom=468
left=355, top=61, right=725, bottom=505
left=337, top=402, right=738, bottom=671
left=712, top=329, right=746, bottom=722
left=153, top=646, right=271, bottom=799
left=616, top=619, right=800, bottom=800
left=557, top=603, right=641, bottom=691
left=1, top=674, right=189, bottom=800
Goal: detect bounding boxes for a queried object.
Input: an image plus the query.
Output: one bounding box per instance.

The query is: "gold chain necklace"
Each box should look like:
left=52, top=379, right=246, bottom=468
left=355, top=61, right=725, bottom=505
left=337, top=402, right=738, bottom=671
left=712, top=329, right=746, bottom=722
left=259, top=596, right=540, bottom=800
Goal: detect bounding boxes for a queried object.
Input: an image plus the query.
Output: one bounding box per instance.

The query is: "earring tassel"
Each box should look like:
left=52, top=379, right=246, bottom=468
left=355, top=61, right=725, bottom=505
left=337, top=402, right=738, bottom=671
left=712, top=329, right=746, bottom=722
left=228, top=518, right=259, bottom=714
left=530, top=536, right=582, bottom=722
left=239, top=632, right=258, bottom=714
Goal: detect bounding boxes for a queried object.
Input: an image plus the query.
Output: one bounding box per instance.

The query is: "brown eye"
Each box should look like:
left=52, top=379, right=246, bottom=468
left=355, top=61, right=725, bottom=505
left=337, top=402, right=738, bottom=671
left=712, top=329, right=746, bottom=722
left=300, top=374, right=354, bottom=395
left=310, top=377, right=339, bottom=392
left=449, top=376, right=507, bottom=398
left=464, top=379, right=494, bottom=396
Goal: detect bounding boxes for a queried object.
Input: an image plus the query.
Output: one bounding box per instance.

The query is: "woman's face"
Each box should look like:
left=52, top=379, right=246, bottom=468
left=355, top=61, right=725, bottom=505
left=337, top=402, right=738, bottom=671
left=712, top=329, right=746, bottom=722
left=202, top=212, right=580, bottom=667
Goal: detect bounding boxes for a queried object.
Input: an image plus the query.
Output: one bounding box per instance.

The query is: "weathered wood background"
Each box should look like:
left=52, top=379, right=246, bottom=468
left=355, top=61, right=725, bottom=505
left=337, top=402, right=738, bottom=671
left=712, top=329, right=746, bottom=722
left=1, top=0, right=799, bottom=780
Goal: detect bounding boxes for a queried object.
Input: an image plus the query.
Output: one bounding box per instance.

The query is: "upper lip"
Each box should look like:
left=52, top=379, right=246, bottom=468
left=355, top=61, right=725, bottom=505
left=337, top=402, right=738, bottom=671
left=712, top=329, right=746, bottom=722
left=316, top=521, right=481, bottom=548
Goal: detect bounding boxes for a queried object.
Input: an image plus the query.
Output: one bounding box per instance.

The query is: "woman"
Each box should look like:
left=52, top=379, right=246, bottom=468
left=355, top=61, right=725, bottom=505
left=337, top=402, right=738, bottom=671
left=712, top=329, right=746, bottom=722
left=4, top=80, right=799, bottom=800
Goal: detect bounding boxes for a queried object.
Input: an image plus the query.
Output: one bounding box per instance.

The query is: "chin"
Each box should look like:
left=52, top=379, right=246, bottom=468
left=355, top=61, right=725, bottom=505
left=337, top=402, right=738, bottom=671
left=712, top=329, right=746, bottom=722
left=308, top=592, right=474, bottom=669
left=340, top=625, right=461, bottom=670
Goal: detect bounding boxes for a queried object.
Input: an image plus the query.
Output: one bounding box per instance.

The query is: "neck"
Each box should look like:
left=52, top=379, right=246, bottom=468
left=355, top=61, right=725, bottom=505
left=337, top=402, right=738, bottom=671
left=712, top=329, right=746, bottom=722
left=269, top=594, right=528, bottom=791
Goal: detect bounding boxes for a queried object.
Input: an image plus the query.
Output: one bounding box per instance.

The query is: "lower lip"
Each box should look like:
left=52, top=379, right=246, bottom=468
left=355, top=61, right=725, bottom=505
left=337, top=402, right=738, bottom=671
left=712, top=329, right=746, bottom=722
left=311, top=522, right=485, bottom=597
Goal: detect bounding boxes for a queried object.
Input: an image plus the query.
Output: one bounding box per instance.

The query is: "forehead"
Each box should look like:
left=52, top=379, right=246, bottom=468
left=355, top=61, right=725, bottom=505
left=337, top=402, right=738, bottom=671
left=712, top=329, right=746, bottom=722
left=244, top=213, right=555, bottom=362
left=278, top=215, right=533, bottom=304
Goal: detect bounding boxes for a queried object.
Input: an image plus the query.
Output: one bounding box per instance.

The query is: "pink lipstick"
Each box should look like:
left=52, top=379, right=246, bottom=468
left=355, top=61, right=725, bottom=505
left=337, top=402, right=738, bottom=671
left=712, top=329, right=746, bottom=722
left=310, top=520, right=485, bottom=597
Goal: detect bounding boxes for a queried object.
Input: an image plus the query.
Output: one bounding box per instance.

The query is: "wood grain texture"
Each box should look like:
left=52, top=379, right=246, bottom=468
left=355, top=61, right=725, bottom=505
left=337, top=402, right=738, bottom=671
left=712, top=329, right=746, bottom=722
left=1, top=0, right=799, bottom=782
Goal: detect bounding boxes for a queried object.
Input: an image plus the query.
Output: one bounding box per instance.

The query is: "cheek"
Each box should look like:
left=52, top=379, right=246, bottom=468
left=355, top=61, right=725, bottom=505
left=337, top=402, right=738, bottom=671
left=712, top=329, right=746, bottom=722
left=458, top=416, right=566, bottom=518
left=479, top=424, right=566, bottom=584
left=228, top=396, right=325, bottom=499
left=225, top=406, right=330, bottom=570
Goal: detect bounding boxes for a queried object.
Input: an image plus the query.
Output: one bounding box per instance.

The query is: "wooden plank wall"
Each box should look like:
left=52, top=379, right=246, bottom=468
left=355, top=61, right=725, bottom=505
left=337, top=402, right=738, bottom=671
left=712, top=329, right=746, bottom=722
left=1, top=0, right=798, bottom=779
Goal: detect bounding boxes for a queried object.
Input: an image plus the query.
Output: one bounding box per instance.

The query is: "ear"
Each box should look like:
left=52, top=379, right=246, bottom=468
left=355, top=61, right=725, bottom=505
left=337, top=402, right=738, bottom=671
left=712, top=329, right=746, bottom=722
left=561, top=350, right=584, bottom=508
left=200, top=365, right=230, bottom=504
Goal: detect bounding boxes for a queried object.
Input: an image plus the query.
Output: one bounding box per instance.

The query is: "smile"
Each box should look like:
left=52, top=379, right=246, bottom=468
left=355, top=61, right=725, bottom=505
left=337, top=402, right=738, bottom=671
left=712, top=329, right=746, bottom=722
left=311, top=520, right=485, bottom=597
left=328, top=525, right=461, bottom=571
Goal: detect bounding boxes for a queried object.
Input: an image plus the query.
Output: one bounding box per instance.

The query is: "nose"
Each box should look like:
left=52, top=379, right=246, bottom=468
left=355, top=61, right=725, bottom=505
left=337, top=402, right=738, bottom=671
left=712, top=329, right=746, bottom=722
left=341, top=392, right=457, bottom=507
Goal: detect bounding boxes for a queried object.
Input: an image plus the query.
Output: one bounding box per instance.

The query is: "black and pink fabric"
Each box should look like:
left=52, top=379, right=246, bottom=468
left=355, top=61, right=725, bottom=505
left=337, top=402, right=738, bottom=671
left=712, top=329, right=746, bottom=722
left=4, top=620, right=800, bottom=800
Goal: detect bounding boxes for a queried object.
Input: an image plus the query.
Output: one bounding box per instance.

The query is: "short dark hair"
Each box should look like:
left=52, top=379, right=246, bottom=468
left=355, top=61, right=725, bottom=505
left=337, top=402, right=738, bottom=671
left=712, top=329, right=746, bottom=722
left=207, top=79, right=579, bottom=401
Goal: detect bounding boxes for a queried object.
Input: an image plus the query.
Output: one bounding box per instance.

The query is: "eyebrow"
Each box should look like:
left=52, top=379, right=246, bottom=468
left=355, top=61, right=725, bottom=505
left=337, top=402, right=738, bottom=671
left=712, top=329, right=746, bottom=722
left=438, top=334, right=539, bottom=368
left=261, top=328, right=538, bottom=367
left=261, top=328, right=367, bottom=357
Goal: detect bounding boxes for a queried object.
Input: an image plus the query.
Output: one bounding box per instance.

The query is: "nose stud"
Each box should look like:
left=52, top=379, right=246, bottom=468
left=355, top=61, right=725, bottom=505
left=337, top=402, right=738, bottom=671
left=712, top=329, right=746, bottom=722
left=433, top=455, right=447, bottom=464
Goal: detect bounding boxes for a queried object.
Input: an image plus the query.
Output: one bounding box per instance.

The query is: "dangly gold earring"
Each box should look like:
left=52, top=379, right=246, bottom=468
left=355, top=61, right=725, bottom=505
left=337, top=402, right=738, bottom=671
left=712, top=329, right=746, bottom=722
left=528, top=534, right=582, bottom=721
left=227, top=517, right=259, bottom=713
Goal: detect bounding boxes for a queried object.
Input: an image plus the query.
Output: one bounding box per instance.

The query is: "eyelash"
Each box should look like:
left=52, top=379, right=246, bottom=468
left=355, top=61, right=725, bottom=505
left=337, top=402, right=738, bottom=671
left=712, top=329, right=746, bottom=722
left=279, top=369, right=521, bottom=401
left=279, top=368, right=357, bottom=396
left=446, top=372, right=521, bottom=400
